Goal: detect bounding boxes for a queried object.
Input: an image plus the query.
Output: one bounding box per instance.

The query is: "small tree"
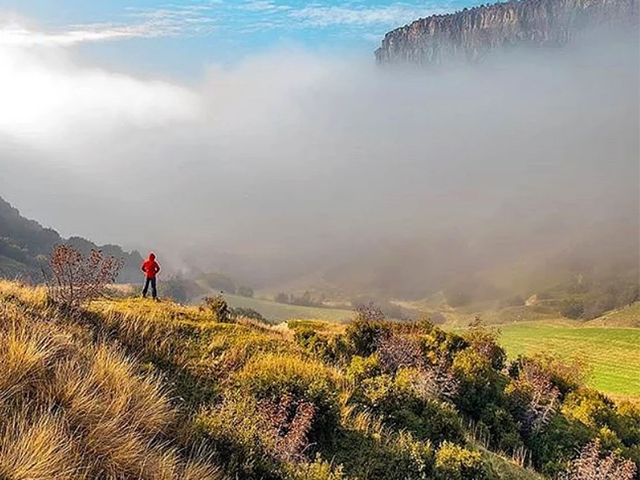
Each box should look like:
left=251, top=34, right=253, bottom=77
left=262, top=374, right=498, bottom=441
left=46, top=244, right=123, bottom=310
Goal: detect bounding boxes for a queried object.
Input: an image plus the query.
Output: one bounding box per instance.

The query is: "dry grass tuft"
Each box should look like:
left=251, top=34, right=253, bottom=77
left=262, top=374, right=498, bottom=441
left=0, top=282, right=222, bottom=480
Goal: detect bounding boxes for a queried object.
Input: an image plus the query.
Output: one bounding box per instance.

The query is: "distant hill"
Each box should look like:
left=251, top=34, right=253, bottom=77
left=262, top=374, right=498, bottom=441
left=0, top=195, right=143, bottom=283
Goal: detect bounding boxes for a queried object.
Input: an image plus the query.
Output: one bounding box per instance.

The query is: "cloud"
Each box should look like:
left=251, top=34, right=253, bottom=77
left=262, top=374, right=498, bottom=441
left=0, top=1, right=450, bottom=49
left=288, top=4, right=447, bottom=27
left=0, top=4, right=217, bottom=47
left=0, top=38, right=199, bottom=142
left=239, top=1, right=292, bottom=13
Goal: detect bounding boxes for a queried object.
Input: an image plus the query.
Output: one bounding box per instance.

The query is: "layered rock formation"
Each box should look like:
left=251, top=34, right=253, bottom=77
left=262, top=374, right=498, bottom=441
left=376, top=0, right=638, bottom=65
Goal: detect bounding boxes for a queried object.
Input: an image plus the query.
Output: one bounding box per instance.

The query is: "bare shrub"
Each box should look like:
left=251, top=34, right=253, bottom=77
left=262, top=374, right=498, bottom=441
left=376, top=333, right=424, bottom=373
left=354, top=302, right=385, bottom=322
left=507, top=358, right=560, bottom=434
left=377, top=333, right=459, bottom=402
left=45, top=245, right=123, bottom=310
left=258, top=394, right=316, bottom=462
left=561, top=441, right=637, bottom=480
left=411, top=352, right=460, bottom=402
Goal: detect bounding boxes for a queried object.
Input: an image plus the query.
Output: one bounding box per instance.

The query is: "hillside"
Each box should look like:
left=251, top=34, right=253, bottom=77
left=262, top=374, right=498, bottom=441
left=0, top=195, right=143, bottom=282
left=1, top=279, right=638, bottom=479
left=376, top=0, right=638, bottom=65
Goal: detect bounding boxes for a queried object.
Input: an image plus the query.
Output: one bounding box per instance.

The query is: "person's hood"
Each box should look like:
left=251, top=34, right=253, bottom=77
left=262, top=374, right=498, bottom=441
left=148, top=253, right=156, bottom=261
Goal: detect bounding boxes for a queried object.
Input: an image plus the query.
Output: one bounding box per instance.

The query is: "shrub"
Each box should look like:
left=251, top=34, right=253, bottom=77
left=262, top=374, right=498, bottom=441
left=258, top=393, right=316, bottom=462
left=45, top=245, right=123, bottom=310
left=616, top=402, right=640, bottom=446
left=334, top=426, right=435, bottom=480
left=295, top=328, right=332, bottom=359
left=355, top=371, right=463, bottom=445
left=402, top=358, right=460, bottom=403
left=560, top=440, right=637, bottom=480
left=562, top=389, right=616, bottom=430
left=509, top=353, right=587, bottom=398
left=275, top=292, right=290, bottom=304
left=463, top=317, right=506, bottom=371
left=452, top=349, right=503, bottom=419
left=237, top=285, right=254, bottom=298
left=194, top=395, right=280, bottom=479
left=421, top=328, right=469, bottom=365
left=478, top=403, right=524, bottom=453
left=284, top=454, right=347, bottom=480
left=203, top=295, right=232, bottom=323
left=236, top=353, right=340, bottom=445
left=527, top=414, right=593, bottom=477
left=345, top=304, right=389, bottom=357
left=435, top=442, right=489, bottom=480
left=505, top=357, right=561, bottom=434
left=376, top=333, right=424, bottom=374
left=346, top=355, right=383, bottom=383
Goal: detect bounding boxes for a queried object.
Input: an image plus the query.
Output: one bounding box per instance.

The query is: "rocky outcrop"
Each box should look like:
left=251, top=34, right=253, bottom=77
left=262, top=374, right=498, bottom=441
left=376, top=0, right=638, bottom=65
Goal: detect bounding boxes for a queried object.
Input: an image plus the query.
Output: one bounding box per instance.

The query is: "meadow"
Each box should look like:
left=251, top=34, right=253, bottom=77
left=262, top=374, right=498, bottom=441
left=499, top=322, right=640, bottom=398
left=223, top=293, right=354, bottom=322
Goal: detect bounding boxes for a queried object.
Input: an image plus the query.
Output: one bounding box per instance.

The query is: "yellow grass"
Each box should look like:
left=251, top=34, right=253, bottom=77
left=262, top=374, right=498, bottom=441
left=0, top=283, right=221, bottom=480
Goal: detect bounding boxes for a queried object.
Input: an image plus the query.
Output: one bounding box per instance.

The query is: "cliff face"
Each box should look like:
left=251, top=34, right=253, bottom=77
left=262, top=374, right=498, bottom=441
left=376, top=0, right=638, bottom=65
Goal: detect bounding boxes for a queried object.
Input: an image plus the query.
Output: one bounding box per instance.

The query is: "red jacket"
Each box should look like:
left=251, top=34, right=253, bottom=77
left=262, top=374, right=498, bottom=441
left=141, top=253, right=161, bottom=279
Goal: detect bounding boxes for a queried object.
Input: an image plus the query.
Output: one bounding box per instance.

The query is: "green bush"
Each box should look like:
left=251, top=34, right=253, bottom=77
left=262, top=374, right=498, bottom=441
left=333, top=428, right=435, bottom=480
left=194, top=395, right=280, bottom=480
left=463, top=318, right=506, bottom=371
left=284, top=455, right=347, bottom=480
left=452, top=349, right=504, bottom=419
left=346, top=355, right=383, bottom=383
left=527, top=414, right=592, bottom=477
left=345, top=317, right=388, bottom=357
left=294, top=327, right=334, bottom=361
left=478, top=403, right=523, bottom=453
left=353, top=371, right=463, bottom=445
left=562, top=389, right=617, bottom=429
left=237, top=353, right=340, bottom=445
left=421, top=328, right=468, bottom=365
left=435, top=441, right=490, bottom=480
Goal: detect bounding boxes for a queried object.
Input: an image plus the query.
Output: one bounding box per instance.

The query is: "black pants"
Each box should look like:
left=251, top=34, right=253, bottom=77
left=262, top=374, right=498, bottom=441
left=143, top=277, right=157, bottom=299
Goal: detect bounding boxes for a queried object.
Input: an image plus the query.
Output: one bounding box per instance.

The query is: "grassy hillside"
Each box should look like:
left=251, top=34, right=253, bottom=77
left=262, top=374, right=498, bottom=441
left=586, top=302, right=640, bottom=328
left=2, top=280, right=638, bottom=480
left=499, top=322, right=640, bottom=398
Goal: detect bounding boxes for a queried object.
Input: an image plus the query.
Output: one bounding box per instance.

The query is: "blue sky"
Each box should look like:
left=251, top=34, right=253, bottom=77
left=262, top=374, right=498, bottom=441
left=1, top=0, right=475, bottom=75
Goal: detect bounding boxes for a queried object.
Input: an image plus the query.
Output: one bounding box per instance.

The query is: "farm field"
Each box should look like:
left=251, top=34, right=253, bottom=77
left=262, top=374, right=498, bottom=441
left=499, top=322, right=640, bottom=398
left=223, top=293, right=354, bottom=322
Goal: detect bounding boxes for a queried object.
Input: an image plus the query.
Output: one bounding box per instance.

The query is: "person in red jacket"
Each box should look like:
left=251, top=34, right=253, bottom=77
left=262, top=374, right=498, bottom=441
left=141, top=252, right=161, bottom=300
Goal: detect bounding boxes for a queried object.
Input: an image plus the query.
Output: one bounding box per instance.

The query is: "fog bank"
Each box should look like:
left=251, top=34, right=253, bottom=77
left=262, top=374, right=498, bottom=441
left=0, top=27, right=637, bottom=297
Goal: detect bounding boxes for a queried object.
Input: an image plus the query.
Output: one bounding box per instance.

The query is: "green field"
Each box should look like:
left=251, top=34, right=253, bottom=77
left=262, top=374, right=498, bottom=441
left=224, top=293, right=355, bottom=322
left=499, top=322, right=640, bottom=398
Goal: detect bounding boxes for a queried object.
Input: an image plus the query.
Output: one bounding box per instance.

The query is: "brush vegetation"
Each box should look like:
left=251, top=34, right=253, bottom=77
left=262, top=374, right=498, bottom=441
left=1, top=280, right=638, bottom=480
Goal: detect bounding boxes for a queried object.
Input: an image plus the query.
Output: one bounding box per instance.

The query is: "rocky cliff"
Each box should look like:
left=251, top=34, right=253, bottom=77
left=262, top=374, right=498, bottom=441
left=376, top=0, right=638, bottom=65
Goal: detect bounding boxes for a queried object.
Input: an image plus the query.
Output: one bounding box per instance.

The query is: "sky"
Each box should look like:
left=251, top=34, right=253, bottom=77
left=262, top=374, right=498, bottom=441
left=0, top=0, right=471, bottom=74
left=0, top=1, right=637, bottom=292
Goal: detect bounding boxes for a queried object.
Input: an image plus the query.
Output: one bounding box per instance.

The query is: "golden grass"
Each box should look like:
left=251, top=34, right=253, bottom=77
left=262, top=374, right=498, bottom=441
left=0, top=284, right=221, bottom=480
